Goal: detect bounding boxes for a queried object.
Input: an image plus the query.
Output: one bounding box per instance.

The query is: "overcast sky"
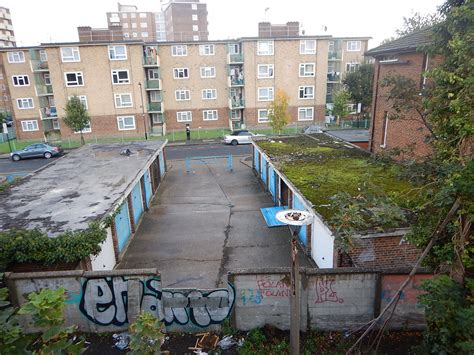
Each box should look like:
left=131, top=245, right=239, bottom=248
left=5, top=0, right=443, bottom=48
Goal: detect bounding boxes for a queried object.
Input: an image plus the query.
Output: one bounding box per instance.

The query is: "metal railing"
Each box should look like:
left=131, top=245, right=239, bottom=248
left=143, top=56, right=160, bottom=66
left=30, top=60, right=49, bottom=72
left=328, top=51, right=342, bottom=60
left=145, top=79, right=161, bottom=90
left=148, top=102, right=162, bottom=112
left=327, top=73, right=341, bottom=82
left=228, top=53, right=244, bottom=63
left=35, top=84, right=53, bottom=96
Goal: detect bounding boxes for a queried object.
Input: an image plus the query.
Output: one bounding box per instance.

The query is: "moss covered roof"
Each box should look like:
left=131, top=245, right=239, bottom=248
left=256, top=134, right=414, bottom=221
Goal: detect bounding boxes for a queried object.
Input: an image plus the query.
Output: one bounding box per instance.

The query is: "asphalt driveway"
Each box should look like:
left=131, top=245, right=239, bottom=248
left=117, top=155, right=311, bottom=288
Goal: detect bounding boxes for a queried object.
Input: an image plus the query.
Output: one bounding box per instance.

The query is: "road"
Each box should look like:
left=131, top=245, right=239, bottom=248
left=0, top=143, right=251, bottom=176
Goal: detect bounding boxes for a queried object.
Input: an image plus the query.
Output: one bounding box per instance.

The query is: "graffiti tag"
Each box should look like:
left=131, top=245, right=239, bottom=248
left=314, top=279, right=344, bottom=304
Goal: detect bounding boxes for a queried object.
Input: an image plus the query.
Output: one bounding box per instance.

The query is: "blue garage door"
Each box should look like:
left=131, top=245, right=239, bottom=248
left=293, top=195, right=308, bottom=247
left=261, top=155, right=267, bottom=184
left=131, top=182, right=144, bottom=225
left=159, top=151, right=165, bottom=177
left=115, top=202, right=132, bottom=252
left=254, top=149, right=260, bottom=173
left=144, top=170, right=152, bottom=207
left=269, top=166, right=277, bottom=204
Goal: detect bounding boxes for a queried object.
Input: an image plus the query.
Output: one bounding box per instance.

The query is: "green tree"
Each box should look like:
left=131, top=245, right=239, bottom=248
left=332, top=90, right=351, bottom=123
left=342, top=63, right=374, bottom=116
left=267, top=89, right=290, bottom=134
left=63, top=96, right=90, bottom=145
left=395, top=10, right=442, bottom=37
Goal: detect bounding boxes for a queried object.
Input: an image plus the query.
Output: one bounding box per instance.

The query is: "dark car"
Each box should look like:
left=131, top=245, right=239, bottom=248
left=10, top=143, right=63, bottom=161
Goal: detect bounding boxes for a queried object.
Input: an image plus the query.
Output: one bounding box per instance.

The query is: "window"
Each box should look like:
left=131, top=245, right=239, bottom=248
left=117, top=116, right=136, bottom=130
left=111, top=70, right=130, bottom=84
left=177, top=111, right=192, bottom=122
left=258, top=64, right=274, bottom=78
left=60, top=47, right=80, bottom=62
left=258, top=87, right=274, bottom=101
left=150, top=91, right=161, bottom=102
left=346, top=62, right=360, bottom=72
left=347, top=41, right=361, bottom=51
left=123, top=23, right=129, bottom=28
left=12, top=75, right=29, bottom=86
left=193, top=25, right=198, bottom=31
left=132, top=32, right=138, bottom=37
left=381, top=111, right=389, bottom=148
left=203, top=110, right=218, bottom=121
left=52, top=119, right=60, bottom=130
left=299, top=63, right=315, bottom=77
left=75, top=122, right=92, bottom=133
left=191, top=4, right=197, bottom=10
left=300, top=40, right=316, bottom=54
left=21, top=120, right=38, bottom=131
left=64, top=72, right=84, bottom=86
left=228, top=44, right=240, bottom=55
left=151, top=113, right=162, bottom=124
left=124, top=33, right=130, bottom=38
left=298, top=107, right=314, bottom=121
left=69, top=95, right=88, bottom=109
left=192, top=14, right=198, bottom=21
left=109, top=45, right=127, bottom=60
left=175, top=90, right=191, bottom=101
left=257, top=40, right=274, bottom=55
left=131, top=23, right=137, bottom=28
left=200, top=66, right=216, bottom=78
left=299, top=86, right=314, bottom=99
left=39, top=50, right=47, bottom=62
left=173, top=68, right=189, bottom=79
left=172, top=45, right=187, bottom=56
left=140, top=22, right=148, bottom=28
left=199, top=44, right=214, bottom=55
left=139, top=13, right=147, bottom=18
left=202, top=89, right=217, bottom=100
left=115, top=93, right=133, bottom=108
left=7, top=51, right=25, bottom=63
left=148, top=68, right=159, bottom=80
left=17, top=98, right=34, bottom=109
left=142, top=32, right=149, bottom=37
left=258, top=109, right=270, bottom=123
left=193, top=35, right=199, bottom=41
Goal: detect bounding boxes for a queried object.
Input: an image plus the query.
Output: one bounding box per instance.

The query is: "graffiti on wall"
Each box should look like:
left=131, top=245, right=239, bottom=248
left=240, top=276, right=291, bottom=305
left=78, top=276, right=235, bottom=327
left=381, top=274, right=431, bottom=307
left=314, top=279, right=344, bottom=304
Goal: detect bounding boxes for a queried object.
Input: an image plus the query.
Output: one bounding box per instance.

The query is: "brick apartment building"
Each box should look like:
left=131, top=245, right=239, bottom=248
left=1, top=35, right=369, bottom=141
left=0, top=6, right=15, bottom=117
left=366, top=28, right=440, bottom=158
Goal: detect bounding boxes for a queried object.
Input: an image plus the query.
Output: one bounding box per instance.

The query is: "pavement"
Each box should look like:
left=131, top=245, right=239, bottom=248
left=117, top=155, right=311, bottom=288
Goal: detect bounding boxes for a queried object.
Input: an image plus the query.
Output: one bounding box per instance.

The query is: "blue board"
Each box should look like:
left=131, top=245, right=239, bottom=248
left=115, top=202, right=132, bottom=252
left=254, top=149, right=260, bottom=173
left=144, top=170, right=152, bottom=207
left=269, top=166, right=276, bottom=204
left=260, top=206, right=289, bottom=227
left=159, top=151, right=166, bottom=177
left=261, top=156, right=267, bottom=184
left=292, top=195, right=308, bottom=246
left=131, top=182, right=144, bottom=225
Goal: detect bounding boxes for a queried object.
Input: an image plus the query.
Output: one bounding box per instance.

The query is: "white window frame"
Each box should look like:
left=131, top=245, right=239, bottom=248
left=347, top=41, right=361, bottom=51
left=17, top=98, right=34, bottom=109
left=175, top=90, right=191, bottom=101
left=39, top=50, right=48, bottom=62
left=300, top=40, right=317, bottom=54
left=74, top=121, right=92, bottom=134
left=299, top=63, right=315, bottom=77
left=108, top=45, right=127, bottom=60
left=114, top=93, right=133, bottom=108
left=141, top=32, right=149, bottom=37
left=258, top=87, right=274, bottom=101
left=177, top=111, right=192, bottom=122
left=12, top=75, right=30, bottom=86
left=60, top=47, right=80, bottom=62
left=192, top=14, right=198, bottom=21
left=111, top=69, right=130, bottom=84
left=258, top=109, right=270, bottom=123
left=21, top=120, right=39, bottom=131
left=193, top=35, right=199, bottom=41
left=69, top=95, right=88, bottom=109
left=203, top=110, right=218, bottom=121
left=117, top=115, right=136, bottom=130
left=140, top=22, right=148, bottom=28
left=202, top=89, right=217, bottom=100
left=173, top=68, right=189, bottom=79
left=257, top=64, right=274, bottom=79
left=150, top=91, right=161, bottom=102
left=192, top=25, right=199, bottom=31
left=346, top=62, right=360, bottom=72
left=7, top=51, right=25, bottom=63
left=171, top=45, right=188, bottom=56
left=52, top=119, right=60, bottom=130
left=44, top=73, right=52, bottom=85
left=298, top=107, right=314, bottom=121
left=199, top=44, right=215, bottom=56
left=299, top=85, right=315, bottom=99
left=191, top=3, right=197, bottom=10
left=257, top=40, right=274, bottom=55
left=64, top=72, right=84, bottom=86
left=200, top=66, right=216, bottom=78
left=148, top=68, right=160, bottom=80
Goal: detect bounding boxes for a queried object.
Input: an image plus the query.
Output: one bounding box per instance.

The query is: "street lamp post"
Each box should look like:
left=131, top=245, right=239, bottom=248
left=276, top=209, right=314, bottom=355
left=138, top=82, right=148, bottom=140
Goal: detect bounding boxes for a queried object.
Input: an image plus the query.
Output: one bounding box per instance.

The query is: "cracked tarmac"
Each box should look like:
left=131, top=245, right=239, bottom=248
left=117, top=156, right=311, bottom=288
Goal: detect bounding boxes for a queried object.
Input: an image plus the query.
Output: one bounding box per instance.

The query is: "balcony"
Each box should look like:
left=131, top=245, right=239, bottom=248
left=328, top=51, right=342, bottom=60
left=40, top=106, right=57, bottom=119
left=143, top=55, right=160, bottom=67
left=227, top=53, right=244, bottom=64
left=327, top=73, right=341, bottom=82
left=30, top=60, right=49, bottom=72
left=326, top=94, right=333, bottom=103
left=145, top=79, right=162, bottom=90
left=35, top=84, right=54, bottom=96
left=148, top=102, right=163, bottom=113
left=228, top=76, right=244, bottom=87
left=229, top=98, right=245, bottom=109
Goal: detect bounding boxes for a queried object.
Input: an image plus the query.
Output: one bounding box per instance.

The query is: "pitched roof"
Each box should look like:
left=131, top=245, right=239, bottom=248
left=366, top=27, right=432, bottom=56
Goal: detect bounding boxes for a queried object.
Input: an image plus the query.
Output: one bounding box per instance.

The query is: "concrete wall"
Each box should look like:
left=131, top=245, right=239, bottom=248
left=230, top=268, right=430, bottom=332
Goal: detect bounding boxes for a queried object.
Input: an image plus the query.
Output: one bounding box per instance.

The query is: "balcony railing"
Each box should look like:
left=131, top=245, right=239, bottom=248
left=40, top=106, right=57, bottom=119
left=143, top=56, right=160, bottom=67
left=328, top=51, right=342, bottom=60
left=35, top=84, right=53, bottom=96
left=30, top=60, right=49, bottom=72
left=145, top=79, right=162, bottom=90
left=228, top=53, right=244, bottom=64
left=229, top=98, right=245, bottom=109
left=228, top=76, right=244, bottom=87
left=327, top=73, right=341, bottom=82
left=148, top=102, right=163, bottom=112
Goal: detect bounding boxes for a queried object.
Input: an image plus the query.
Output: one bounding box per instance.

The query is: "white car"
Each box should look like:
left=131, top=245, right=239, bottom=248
left=224, top=130, right=264, bottom=145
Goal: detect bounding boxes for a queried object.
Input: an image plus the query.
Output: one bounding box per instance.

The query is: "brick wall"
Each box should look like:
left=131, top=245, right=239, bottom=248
left=243, top=104, right=326, bottom=127
left=165, top=107, right=229, bottom=131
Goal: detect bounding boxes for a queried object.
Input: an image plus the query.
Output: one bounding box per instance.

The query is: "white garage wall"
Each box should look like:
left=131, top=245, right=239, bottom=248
left=311, top=215, right=335, bottom=268
left=90, top=227, right=117, bottom=270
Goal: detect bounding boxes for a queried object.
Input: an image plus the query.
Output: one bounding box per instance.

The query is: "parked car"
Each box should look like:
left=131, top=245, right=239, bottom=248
left=302, top=124, right=324, bottom=134
left=224, top=130, right=265, bottom=145
left=10, top=143, right=63, bottom=161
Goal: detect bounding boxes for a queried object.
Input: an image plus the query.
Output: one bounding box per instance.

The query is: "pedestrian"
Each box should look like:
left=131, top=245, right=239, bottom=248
left=186, top=124, right=191, bottom=141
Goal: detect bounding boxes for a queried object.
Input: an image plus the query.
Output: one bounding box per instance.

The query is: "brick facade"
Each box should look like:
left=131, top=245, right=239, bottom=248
left=165, top=107, right=230, bottom=131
